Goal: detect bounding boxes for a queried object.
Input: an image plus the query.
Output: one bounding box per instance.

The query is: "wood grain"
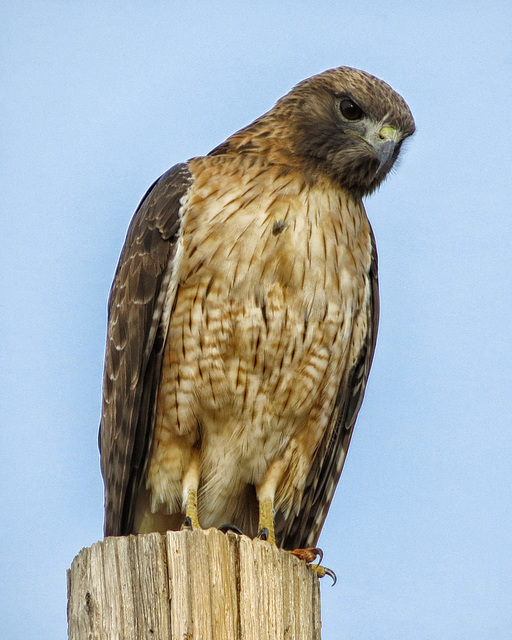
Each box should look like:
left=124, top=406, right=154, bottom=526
left=67, top=528, right=321, bottom=639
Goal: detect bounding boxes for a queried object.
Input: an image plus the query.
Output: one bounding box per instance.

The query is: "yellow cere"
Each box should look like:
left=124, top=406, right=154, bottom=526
left=379, top=125, right=399, bottom=141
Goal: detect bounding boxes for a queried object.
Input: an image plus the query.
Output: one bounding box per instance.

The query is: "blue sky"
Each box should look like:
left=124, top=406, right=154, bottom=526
left=2, top=2, right=512, bottom=638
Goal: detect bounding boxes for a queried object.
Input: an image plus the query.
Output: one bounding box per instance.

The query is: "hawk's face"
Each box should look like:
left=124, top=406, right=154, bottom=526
left=280, top=67, right=416, bottom=197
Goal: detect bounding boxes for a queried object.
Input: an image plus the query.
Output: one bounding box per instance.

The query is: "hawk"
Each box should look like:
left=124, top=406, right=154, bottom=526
left=99, top=67, right=415, bottom=551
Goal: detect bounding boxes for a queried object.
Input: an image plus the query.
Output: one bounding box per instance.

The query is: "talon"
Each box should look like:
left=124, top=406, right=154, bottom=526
left=181, top=516, right=193, bottom=531
left=311, top=563, right=337, bottom=586
left=312, top=547, right=323, bottom=565
left=324, top=567, right=337, bottom=586
left=290, top=546, right=336, bottom=585
left=218, top=524, right=244, bottom=535
left=256, top=527, right=269, bottom=541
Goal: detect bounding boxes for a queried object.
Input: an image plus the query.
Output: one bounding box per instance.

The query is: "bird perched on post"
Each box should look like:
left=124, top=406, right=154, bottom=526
left=99, top=66, right=415, bottom=552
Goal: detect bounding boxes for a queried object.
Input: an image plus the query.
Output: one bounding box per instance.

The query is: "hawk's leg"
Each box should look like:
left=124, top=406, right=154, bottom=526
left=256, top=458, right=336, bottom=583
left=256, top=457, right=286, bottom=545
left=257, top=496, right=276, bottom=545
left=183, top=488, right=201, bottom=530
left=181, top=449, right=202, bottom=530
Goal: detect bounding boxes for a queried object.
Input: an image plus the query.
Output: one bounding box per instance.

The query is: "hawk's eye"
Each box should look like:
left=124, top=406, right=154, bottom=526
left=340, top=99, right=363, bottom=121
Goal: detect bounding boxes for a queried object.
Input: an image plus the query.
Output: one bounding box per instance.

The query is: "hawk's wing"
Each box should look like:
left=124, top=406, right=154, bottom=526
left=278, top=229, right=379, bottom=550
left=99, top=163, right=192, bottom=536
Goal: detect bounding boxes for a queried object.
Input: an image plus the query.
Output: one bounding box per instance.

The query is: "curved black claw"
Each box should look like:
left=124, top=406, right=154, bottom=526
left=322, top=566, right=337, bottom=586
left=310, top=547, right=323, bottom=565
left=290, top=547, right=336, bottom=585
left=309, top=562, right=337, bottom=585
left=256, top=527, right=269, bottom=541
left=181, top=516, right=193, bottom=531
left=218, top=523, right=244, bottom=535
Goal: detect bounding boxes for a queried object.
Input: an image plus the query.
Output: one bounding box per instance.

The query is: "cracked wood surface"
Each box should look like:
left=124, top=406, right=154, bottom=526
left=67, top=528, right=321, bottom=639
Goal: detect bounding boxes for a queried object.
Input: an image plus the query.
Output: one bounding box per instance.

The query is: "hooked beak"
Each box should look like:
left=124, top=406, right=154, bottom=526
left=372, top=126, right=399, bottom=173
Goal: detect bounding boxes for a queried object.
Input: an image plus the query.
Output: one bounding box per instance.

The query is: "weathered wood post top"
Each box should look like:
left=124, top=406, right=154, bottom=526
left=67, top=528, right=321, bottom=639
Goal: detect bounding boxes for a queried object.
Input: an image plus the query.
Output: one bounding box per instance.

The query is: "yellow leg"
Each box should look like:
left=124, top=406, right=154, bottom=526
left=256, top=457, right=286, bottom=545
left=184, top=488, right=201, bottom=530
left=258, top=496, right=276, bottom=545
left=181, top=450, right=201, bottom=530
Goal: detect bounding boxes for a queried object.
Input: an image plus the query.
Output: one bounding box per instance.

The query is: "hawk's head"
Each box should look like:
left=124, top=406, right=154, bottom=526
left=275, top=66, right=415, bottom=197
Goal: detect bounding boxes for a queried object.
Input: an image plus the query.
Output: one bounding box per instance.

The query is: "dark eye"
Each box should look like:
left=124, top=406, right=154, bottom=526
left=340, top=99, right=363, bottom=121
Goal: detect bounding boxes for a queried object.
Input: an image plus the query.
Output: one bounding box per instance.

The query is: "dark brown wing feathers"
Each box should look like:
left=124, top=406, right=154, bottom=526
left=100, top=163, right=192, bottom=535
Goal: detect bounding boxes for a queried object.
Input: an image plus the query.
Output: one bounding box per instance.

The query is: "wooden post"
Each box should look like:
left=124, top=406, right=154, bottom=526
left=67, top=528, right=322, bottom=639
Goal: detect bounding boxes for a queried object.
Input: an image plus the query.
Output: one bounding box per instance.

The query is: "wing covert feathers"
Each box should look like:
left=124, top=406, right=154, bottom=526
left=100, top=163, right=192, bottom=535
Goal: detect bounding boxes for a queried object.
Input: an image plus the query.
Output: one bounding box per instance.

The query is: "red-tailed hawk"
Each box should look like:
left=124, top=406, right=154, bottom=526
left=99, top=67, right=415, bottom=550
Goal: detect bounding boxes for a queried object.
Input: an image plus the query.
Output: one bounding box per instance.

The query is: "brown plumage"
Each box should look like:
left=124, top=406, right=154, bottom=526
left=99, top=66, right=415, bottom=549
